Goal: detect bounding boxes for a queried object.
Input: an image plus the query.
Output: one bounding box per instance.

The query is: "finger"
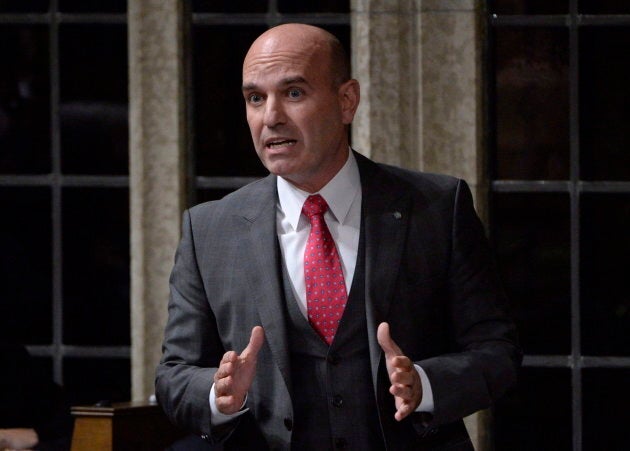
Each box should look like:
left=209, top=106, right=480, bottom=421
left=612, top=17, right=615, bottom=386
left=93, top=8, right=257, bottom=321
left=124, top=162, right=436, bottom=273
left=390, top=355, right=413, bottom=370
left=220, top=350, right=238, bottom=364
left=389, top=383, right=413, bottom=400
left=241, top=326, right=265, bottom=360
left=377, top=322, right=402, bottom=357
left=214, top=360, right=237, bottom=382
left=214, top=375, right=233, bottom=396
left=394, top=402, right=415, bottom=421
left=390, top=370, right=414, bottom=386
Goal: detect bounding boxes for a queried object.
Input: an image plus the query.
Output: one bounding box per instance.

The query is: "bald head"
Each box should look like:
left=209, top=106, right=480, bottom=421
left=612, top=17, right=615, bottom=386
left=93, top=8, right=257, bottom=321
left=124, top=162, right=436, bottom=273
left=244, top=23, right=350, bottom=87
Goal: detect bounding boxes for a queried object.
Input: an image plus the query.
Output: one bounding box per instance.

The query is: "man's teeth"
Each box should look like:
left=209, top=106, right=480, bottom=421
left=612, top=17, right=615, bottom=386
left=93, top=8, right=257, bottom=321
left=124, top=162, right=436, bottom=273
left=268, top=140, right=296, bottom=149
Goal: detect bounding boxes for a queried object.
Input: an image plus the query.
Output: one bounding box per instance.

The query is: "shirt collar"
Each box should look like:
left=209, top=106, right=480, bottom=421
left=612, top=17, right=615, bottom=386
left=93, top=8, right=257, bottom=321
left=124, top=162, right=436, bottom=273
left=277, top=151, right=361, bottom=231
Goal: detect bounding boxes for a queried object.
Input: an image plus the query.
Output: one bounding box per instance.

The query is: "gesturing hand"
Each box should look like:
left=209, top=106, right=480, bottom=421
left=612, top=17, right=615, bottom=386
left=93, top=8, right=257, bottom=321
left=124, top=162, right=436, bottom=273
left=213, top=326, right=265, bottom=415
left=377, top=322, right=423, bottom=421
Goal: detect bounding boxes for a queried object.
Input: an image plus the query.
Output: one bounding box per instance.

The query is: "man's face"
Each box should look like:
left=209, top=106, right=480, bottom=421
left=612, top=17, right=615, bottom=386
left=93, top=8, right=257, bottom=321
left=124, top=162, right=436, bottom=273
left=242, top=28, right=357, bottom=192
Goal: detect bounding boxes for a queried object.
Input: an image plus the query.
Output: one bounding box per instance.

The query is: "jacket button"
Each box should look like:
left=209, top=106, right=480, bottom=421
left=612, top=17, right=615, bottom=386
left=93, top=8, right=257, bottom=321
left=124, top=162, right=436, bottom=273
left=332, top=394, right=343, bottom=407
left=335, top=437, right=348, bottom=449
left=284, top=417, right=293, bottom=431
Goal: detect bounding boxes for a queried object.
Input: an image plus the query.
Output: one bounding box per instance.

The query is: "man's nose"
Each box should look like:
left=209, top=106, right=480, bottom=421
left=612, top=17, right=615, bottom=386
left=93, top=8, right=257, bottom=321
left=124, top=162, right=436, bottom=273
left=263, top=97, right=286, bottom=128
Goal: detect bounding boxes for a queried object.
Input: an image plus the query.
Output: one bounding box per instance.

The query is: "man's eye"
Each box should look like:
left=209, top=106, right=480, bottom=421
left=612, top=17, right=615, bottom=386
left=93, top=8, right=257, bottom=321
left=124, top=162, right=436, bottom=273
left=288, top=89, right=302, bottom=98
left=248, top=94, right=262, bottom=103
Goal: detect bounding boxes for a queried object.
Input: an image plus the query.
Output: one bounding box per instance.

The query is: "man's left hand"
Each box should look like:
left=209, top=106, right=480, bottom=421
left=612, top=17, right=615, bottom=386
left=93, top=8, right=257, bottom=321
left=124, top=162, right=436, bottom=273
left=377, top=322, right=423, bottom=421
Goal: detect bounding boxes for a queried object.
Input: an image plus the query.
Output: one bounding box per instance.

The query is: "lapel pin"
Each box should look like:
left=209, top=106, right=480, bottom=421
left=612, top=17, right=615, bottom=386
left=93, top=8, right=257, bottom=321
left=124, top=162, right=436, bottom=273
left=393, top=211, right=402, bottom=220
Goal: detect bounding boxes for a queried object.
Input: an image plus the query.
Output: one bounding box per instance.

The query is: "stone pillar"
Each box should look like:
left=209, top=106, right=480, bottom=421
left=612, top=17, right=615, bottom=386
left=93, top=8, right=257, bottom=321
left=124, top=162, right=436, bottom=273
left=351, top=1, right=490, bottom=449
left=351, top=0, right=421, bottom=169
left=128, top=0, right=187, bottom=401
left=351, top=0, right=486, bottom=217
left=420, top=0, right=486, bottom=220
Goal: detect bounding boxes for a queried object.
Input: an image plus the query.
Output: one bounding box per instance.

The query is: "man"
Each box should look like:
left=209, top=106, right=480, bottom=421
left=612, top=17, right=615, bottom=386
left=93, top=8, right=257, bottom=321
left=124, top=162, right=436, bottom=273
left=156, top=23, right=520, bottom=450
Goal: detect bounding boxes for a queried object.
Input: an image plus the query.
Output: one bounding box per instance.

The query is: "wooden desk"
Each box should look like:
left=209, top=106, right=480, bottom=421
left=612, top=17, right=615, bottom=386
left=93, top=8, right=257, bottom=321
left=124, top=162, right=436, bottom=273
left=71, top=402, right=183, bottom=451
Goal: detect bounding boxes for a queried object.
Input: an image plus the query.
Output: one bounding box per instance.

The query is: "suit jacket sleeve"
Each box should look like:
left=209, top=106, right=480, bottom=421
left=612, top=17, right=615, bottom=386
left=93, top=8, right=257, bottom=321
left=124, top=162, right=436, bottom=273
left=155, top=208, right=238, bottom=443
left=413, top=179, right=521, bottom=427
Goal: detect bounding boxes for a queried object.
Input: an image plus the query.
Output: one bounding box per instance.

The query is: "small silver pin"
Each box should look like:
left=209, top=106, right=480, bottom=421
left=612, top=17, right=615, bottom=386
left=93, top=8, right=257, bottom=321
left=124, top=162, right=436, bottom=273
left=393, top=211, right=402, bottom=220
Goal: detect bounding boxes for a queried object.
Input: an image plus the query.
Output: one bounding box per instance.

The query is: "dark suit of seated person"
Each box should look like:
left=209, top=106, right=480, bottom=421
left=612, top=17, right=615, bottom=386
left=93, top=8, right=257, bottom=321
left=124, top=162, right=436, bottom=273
left=0, top=342, right=73, bottom=451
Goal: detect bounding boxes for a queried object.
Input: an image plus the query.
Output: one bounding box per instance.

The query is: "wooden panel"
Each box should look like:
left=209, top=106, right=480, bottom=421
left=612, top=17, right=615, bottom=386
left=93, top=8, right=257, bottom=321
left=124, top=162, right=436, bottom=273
left=71, top=402, right=183, bottom=451
left=71, top=417, right=112, bottom=451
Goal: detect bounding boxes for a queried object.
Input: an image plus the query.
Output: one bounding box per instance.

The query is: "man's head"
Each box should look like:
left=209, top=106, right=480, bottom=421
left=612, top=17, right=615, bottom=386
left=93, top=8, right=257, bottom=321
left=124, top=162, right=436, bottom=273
left=242, top=23, right=360, bottom=193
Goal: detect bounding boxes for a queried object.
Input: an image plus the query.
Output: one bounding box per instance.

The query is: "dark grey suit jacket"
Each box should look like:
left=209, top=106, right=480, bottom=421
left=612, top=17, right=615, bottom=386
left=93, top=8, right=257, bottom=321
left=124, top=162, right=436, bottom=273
left=155, top=152, right=521, bottom=450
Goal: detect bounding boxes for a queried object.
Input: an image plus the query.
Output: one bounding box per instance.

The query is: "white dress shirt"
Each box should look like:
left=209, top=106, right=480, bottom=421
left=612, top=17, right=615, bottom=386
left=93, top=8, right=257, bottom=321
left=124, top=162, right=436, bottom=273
left=210, top=151, right=434, bottom=425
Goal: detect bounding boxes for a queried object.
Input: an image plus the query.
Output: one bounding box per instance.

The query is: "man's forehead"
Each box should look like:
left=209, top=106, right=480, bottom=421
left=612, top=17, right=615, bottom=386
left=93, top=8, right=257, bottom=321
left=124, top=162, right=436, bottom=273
left=244, top=44, right=321, bottom=71
left=243, top=50, right=319, bottom=85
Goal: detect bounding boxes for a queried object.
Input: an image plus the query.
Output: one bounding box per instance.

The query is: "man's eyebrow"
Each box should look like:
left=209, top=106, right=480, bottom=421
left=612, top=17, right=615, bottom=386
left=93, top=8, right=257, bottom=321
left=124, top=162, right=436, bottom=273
left=242, top=76, right=309, bottom=92
left=242, top=82, right=258, bottom=91
left=280, top=76, right=307, bottom=86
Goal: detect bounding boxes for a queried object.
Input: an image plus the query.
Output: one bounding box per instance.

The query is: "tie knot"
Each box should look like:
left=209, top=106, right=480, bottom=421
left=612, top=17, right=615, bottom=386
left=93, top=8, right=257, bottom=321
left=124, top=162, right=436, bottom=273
left=302, top=194, right=329, bottom=218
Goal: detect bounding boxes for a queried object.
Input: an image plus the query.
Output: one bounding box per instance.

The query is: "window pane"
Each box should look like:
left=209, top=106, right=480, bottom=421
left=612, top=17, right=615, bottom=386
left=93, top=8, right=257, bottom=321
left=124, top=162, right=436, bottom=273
left=58, top=0, right=126, bottom=13
left=579, top=0, right=630, bottom=14
left=31, top=355, right=54, bottom=381
left=192, top=0, right=266, bottom=13
left=494, top=368, right=572, bottom=450
left=0, top=187, right=52, bottom=344
left=62, top=188, right=130, bottom=346
left=490, top=0, right=568, bottom=14
left=583, top=369, right=629, bottom=450
left=580, top=28, right=630, bottom=181
left=0, top=25, right=51, bottom=174
left=63, top=357, right=130, bottom=405
left=493, top=28, right=569, bottom=180
left=193, top=25, right=268, bottom=177
left=278, top=0, right=349, bottom=13
left=59, top=25, right=128, bottom=175
left=492, top=193, right=571, bottom=354
left=0, top=0, right=48, bottom=12
left=580, top=194, right=630, bottom=356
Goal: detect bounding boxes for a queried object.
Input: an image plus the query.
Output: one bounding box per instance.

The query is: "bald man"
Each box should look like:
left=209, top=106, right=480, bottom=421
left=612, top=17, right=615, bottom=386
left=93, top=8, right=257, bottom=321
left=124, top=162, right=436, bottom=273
left=156, top=24, right=520, bottom=450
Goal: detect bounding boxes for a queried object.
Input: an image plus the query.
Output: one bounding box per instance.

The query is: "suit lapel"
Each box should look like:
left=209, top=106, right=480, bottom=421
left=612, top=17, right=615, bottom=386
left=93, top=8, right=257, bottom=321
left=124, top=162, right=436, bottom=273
left=239, top=175, right=292, bottom=393
left=355, top=153, right=411, bottom=389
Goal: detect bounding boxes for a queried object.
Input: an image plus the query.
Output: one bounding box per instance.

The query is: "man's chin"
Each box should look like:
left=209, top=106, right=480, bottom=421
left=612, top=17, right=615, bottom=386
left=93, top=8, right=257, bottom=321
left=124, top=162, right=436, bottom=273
left=268, top=167, right=297, bottom=179
left=262, top=159, right=298, bottom=178
left=265, top=164, right=302, bottom=184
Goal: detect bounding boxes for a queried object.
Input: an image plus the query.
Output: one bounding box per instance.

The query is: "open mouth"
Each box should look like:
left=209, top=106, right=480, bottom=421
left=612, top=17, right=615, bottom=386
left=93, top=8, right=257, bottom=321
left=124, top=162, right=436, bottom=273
left=267, top=139, right=297, bottom=149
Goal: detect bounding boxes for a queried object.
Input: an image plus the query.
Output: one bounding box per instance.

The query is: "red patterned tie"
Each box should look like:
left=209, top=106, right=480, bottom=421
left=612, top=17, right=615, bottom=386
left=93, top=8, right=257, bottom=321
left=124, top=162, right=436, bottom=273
left=302, top=194, right=348, bottom=345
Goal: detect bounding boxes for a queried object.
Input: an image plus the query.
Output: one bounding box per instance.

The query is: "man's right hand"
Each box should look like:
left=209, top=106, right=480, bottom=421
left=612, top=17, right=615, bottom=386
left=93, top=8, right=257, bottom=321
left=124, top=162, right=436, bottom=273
left=213, top=326, right=265, bottom=415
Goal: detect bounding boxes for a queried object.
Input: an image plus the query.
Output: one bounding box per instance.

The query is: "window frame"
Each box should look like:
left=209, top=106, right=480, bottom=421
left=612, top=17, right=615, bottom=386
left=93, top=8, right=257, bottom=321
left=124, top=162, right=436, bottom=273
left=0, top=4, right=130, bottom=390
left=487, top=1, right=630, bottom=449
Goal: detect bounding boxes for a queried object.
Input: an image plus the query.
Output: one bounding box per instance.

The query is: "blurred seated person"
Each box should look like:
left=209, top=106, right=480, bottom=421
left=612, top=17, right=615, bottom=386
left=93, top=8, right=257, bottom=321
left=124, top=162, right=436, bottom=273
left=0, top=342, right=72, bottom=451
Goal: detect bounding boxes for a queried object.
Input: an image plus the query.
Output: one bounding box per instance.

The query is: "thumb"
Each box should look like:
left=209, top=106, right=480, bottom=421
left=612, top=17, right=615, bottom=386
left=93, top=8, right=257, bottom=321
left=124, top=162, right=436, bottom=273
left=242, top=326, right=265, bottom=359
left=377, top=322, right=402, bottom=357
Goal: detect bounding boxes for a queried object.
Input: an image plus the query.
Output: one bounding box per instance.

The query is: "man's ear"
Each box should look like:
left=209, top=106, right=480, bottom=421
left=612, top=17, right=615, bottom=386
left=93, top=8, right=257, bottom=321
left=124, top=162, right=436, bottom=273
left=338, top=79, right=360, bottom=125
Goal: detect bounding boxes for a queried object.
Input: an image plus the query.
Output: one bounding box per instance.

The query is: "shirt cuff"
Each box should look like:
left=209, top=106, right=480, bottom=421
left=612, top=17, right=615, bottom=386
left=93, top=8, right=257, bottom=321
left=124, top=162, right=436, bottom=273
left=209, top=383, right=249, bottom=426
left=414, top=364, right=435, bottom=414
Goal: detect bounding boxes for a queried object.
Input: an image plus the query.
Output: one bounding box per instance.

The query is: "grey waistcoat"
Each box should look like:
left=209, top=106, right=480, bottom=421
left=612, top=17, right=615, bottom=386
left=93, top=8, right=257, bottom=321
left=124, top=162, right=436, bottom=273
left=281, top=234, right=385, bottom=451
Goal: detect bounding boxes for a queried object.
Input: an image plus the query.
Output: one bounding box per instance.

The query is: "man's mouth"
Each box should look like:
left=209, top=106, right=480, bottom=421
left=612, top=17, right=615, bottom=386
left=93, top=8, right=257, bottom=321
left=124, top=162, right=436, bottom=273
left=266, top=139, right=297, bottom=149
